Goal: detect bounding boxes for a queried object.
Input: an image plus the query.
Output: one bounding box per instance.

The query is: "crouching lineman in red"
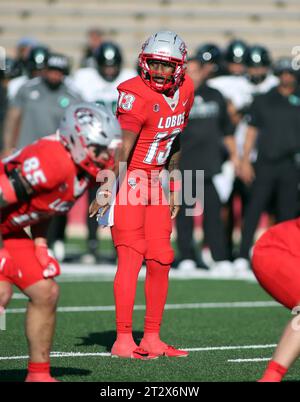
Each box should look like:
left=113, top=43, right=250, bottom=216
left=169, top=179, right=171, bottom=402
left=252, top=218, right=300, bottom=382
left=0, top=103, right=121, bottom=381
left=90, top=31, right=194, bottom=359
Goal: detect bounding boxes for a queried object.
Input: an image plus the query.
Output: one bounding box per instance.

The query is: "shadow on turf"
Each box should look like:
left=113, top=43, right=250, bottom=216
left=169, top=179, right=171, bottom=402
left=76, top=330, right=144, bottom=351
left=0, top=367, right=91, bottom=382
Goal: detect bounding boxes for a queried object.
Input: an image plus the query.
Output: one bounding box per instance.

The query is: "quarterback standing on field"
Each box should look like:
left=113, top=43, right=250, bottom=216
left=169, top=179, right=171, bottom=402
left=0, top=103, right=121, bottom=381
left=73, top=42, right=136, bottom=261
left=90, top=31, right=194, bottom=359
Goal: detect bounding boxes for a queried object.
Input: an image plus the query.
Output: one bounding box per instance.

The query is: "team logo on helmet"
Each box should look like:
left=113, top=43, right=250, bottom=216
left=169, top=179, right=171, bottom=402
left=179, top=41, right=187, bottom=57
left=141, top=37, right=150, bottom=51
left=75, top=109, right=94, bottom=125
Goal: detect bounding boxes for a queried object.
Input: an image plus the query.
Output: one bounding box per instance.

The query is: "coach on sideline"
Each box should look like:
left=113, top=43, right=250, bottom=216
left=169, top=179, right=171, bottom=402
left=238, top=57, right=300, bottom=268
left=3, top=52, right=81, bottom=153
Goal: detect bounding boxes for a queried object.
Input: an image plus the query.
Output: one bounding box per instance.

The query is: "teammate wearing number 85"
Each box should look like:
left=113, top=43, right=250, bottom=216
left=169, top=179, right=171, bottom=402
left=0, top=102, right=121, bottom=381
left=90, top=31, right=194, bottom=359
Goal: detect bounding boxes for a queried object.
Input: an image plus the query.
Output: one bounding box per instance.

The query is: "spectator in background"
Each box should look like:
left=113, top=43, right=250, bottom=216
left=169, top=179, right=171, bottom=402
left=80, top=28, right=104, bottom=68
left=14, top=37, right=38, bottom=75
left=74, top=41, right=136, bottom=262
left=0, top=57, right=23, bottom=152
left=3, top=52, right=80, bottom=152
left=237, top=57, right=300, bottom=271
left=176, top=57, right=239, bottom=275
left=8, top=45, right=50, bottom=102
left=0, top=70, right=8, bottom=153
left=195, top=43, right=222, bottom=79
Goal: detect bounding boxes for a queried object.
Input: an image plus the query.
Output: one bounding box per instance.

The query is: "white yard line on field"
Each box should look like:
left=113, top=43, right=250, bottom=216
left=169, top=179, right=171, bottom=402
left=0, top=344, right=276, bottom=361
left=12, top=294, right=28, bottom=300
left=0, top=352, right=110, bottom=361
left=5, top=301, right=280, bottom=314
left=184, top=344, right=276, bottom=352
left=58, top=264, right=257, bottom=282
left=228, top=358, right=271, bottom=363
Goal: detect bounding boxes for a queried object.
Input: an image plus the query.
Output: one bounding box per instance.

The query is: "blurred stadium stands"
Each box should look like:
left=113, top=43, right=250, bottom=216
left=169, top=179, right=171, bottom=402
left=0, top=0, right=299, bottom=67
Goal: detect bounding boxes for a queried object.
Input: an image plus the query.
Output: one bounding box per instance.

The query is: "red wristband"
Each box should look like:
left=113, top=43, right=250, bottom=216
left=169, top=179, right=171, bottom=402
left=169, top=181, right=181, bottom=192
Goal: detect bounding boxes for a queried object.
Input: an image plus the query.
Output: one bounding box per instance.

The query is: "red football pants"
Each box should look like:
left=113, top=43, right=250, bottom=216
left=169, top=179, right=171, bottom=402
left=252, top=219, right=300, bottom=310
left=111, top=173, right=174, bottom=334
left=0, top=231, right=45, bottom=290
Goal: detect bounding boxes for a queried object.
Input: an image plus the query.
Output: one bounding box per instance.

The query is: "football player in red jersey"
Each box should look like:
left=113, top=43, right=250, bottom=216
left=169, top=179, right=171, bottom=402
left=0, top=102, right=121, bottom=382
left=90, top=31, right=194, bottom=359
left=252, top=218, right=300, bottom=382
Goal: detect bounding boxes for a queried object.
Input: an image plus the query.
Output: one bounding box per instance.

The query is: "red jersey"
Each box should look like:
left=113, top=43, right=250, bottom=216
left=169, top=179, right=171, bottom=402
left=116, top=75, right=194, bottom=174
left=1, top=135, right=93, bottom=235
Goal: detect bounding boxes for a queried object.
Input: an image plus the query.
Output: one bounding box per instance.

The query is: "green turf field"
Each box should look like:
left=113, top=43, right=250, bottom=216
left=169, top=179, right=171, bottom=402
left=0, top=278, right=298, bottom=382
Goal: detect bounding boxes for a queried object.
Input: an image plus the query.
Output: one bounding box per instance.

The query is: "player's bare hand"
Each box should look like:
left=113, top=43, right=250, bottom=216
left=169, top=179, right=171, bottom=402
left=89, top=189, right=112, bottom=218
left=89, top=199, right=100, bottom=218
left=239, top=159, right=255, bottom=185
left=170, top=205, right=180, bottom=219
left=170, top=192, right=180, bottom=219
left=231, top=155, right=241, bottom=176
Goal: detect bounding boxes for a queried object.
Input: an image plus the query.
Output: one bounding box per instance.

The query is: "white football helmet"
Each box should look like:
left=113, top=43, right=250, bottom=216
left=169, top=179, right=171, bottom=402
left=59, top=102, right=121, bottom=177
left=139, top=30, right=187, bottom=93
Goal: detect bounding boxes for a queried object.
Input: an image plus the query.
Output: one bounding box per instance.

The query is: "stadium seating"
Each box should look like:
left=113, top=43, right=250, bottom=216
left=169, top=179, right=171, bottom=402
left=0, top=0, right=299, bottom=67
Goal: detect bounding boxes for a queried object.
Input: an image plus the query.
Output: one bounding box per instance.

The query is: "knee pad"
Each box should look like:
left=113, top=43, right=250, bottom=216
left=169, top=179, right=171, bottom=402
left=145, top=239, right=174, bottom=265
left=112, top=225, right=147, bottom=256
left=115, top=238, right=147, bottom=256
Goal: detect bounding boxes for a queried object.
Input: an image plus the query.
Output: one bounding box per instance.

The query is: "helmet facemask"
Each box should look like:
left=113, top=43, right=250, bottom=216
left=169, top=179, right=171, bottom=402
left=139, top=55, right=186, bottom=94
left=87, top=144, right=113, bottom=169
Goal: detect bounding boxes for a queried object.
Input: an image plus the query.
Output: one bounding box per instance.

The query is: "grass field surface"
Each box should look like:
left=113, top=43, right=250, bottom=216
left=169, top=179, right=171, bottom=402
left=0, top=274, right=298, bottom=382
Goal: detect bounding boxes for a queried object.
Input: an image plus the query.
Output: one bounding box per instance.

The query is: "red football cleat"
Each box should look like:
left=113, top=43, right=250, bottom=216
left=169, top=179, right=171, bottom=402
left=111, top=342, right=158, bottom=360
left=140, top=339, right=189, bottom=358
left=25, top=373, right=59, bottom=382
left=161, top=345, right=189, bottom=358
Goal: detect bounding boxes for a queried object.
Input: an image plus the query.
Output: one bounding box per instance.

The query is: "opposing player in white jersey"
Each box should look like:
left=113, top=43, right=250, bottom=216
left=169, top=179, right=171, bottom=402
left=209, top=45, right=278, bottom=154
left=73, top=41, right=136, bottom=261
left=209, top=44, right=278, bottom=115
left=74, top=41, right=136, bottom=113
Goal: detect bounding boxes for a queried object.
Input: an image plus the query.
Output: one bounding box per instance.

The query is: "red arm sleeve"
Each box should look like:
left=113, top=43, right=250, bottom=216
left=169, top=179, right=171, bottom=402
left=116, top=85, right=146, bottom=135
